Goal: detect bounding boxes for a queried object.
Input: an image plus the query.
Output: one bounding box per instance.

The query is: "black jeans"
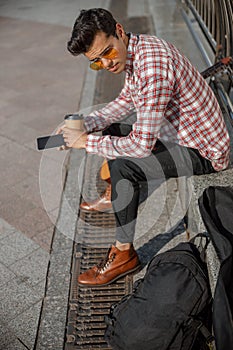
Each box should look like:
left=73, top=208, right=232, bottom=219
left=103, top=123, right=216, bottom=243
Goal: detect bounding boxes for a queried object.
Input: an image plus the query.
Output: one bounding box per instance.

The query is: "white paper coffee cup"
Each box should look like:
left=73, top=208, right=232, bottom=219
left=64, top=114, right=84, bottom=130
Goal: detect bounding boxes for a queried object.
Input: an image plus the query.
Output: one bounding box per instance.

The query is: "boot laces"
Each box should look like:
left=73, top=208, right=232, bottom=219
left=100, top=184, right=111, bottom=199
left=97, top=248, right=116, bottom=273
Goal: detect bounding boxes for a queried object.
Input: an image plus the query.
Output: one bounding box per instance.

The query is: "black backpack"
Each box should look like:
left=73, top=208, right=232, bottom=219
left=104, top=241, right=214, bottom=350
left=198, top=186, right=233, bottom=350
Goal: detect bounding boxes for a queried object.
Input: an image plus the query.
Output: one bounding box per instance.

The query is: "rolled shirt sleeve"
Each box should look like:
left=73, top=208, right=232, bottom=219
left=84, top=81, right=135, bottom=133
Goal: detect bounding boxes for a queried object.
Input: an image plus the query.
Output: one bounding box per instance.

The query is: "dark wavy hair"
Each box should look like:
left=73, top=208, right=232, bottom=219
left=67, top=8, right=118, bottom=56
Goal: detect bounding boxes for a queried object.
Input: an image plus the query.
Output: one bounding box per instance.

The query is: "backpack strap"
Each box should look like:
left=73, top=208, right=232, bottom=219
left=185, top=318, right=215, bottom=350
left=190, top=232, right=210, bottom=262
left=199, top=323, right=215, bottom=349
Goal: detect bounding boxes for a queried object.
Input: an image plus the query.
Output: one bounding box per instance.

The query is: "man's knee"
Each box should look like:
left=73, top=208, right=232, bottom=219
left=109, top=158, right=143, bottom=182
left=109, top=158, right=130, bottom=178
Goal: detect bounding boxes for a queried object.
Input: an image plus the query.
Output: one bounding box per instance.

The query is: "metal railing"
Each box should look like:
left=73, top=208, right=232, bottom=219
left=181, top=0, right=233, bottom=143
left=182, top=0, right=233, bottom=59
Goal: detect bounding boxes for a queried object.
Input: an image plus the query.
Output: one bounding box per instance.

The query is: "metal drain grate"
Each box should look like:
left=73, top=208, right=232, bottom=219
left=66, top=242, right=133, bottom=349
left=65, top=155, right=133, bottom=349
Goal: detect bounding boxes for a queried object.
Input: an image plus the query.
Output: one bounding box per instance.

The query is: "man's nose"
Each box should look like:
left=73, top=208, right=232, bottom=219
left=101, top=57, right=112, bottom=68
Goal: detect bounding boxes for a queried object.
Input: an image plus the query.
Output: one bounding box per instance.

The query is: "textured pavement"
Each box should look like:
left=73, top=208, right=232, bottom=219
left=0, top=1, right=107, bottom=349
left=0, top=0, right=232, bottom=349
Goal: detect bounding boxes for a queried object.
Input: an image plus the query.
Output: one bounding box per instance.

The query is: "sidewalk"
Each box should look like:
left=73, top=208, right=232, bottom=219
left=0, top=1, right=232, bottom=349
left=0, top=1, right=109, bottom=349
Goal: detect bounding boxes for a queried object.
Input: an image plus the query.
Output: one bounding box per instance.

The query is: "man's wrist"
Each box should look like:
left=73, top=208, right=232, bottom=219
left=70, top=132, right=88, bottom=149
left=81, top=133, right=88, bottom=148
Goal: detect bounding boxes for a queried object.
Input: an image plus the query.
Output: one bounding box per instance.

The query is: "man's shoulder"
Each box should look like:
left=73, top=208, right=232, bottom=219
left=132, top=34, right=171, bottom=73
left=137, top=33, right=163, bottom=47
left=134, top=34, right=172, bottom=58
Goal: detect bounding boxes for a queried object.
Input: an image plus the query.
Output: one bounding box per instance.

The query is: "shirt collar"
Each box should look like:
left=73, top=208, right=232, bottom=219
left=125, top=33, right=139, bottom=74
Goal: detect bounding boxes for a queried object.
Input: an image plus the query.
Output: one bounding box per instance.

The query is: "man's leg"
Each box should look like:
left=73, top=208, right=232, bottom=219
left=110, top=140, right=215, bottom=249
left=80, top=122, right=134, bottom=212
left=78, top=140, right=215, bottom=285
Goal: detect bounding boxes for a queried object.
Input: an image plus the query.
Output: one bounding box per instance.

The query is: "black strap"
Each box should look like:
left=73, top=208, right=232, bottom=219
left=190, top=232, right=210, bottom=262
left=187, top=318, right=215, bottom=350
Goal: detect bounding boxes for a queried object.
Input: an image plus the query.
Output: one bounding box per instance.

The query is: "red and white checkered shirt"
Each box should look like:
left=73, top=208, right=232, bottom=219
left=85, top=33, right=230, bottom=171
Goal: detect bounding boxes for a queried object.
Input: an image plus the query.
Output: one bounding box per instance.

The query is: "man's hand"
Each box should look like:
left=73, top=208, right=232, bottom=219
left=56, top=125, right=69, bottom=151
left=59, top=125, right=87, bottom=149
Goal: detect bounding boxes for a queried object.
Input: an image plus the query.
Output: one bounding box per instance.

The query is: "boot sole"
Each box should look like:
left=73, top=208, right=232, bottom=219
left=80, top=207, right=113, bottom=213
left=78, top=264, right=141, bottom=287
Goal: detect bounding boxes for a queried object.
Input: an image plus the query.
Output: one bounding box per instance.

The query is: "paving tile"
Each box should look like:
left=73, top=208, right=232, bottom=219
left=31, top=225, right=54, bottom=252
left=36, top=295, right=68, bottom=350
left=0, top=103, right=44, bottom=124
left=0, top=120, right=39, bottom=146
left=47, top=271, right=71, bottom=298
left=0, top=262, right=16, bottom=287
left=0, top=155, right=12, bottom=171
left=0, top=218, right=15, bottom=234
left=0, top=220, right=17, bottom=241
left=0, top=320, right=20, bottom=350
left=39, top=172, right=65, bottom=214
left=0, top=84, right=21, bottom=100
left=0, top=183, right=17, bottom=212
left=10, top=247, right=49, bottom=287
left=38, top=155, right=67, bottom=194
left=15, top=206, right=53, bottom=239
left=10, top=174, right=43, bottom=206
left=0, top=230, right=39, bottom=266
left=32, top=278, right=47, bottom=300
left=1, top=339, right=29, bottom=350
left=8, top=300, right=43, bottom=350
left=50, top=229, right=74, bottom=256
left=0, top=319, right=30, bottom=350
left=17, top=149, right=42, bottom=176
left=0, top=162, right=32, bottom=187
left=47, top=207, right=60, bottom=227
left=0, top=135, right=11, bottom=146
left=0, top=97, right=10, bottom=109
left=0, top=141, right=28, bottom=163
left=0, top=276, right=42, bottom=323
left=0, top=193, right=37, bottom=224
left=25, top=107, right=70, bottom=134
left=55, top=199, right=77, bottom=241
left=0, top=142, right=41, bottom=175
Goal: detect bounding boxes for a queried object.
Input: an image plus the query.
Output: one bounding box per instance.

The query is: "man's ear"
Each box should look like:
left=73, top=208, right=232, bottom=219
left=115, top=23, right=125, bottom=38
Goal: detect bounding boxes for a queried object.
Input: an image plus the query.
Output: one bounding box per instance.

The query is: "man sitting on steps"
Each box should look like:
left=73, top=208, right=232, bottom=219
left=58, top=8, right=230, bottom=286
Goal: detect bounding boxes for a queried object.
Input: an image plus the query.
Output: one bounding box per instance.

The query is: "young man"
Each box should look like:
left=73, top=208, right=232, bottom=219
left=61, top=8, right=230, bottom=286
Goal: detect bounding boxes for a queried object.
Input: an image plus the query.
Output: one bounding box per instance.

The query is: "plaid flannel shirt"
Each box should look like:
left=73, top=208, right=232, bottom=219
left=84, top=33, right=230, bottom=171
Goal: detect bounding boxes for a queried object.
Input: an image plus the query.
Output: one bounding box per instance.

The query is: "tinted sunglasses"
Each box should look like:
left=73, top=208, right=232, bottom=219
left=90, top=47, right=118, bottom=70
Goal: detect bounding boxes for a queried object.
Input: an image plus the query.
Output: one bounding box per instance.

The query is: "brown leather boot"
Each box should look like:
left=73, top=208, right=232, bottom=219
left=80, top=183, right=112, bottom=212
left=78, top=245, right=140, bottom=286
